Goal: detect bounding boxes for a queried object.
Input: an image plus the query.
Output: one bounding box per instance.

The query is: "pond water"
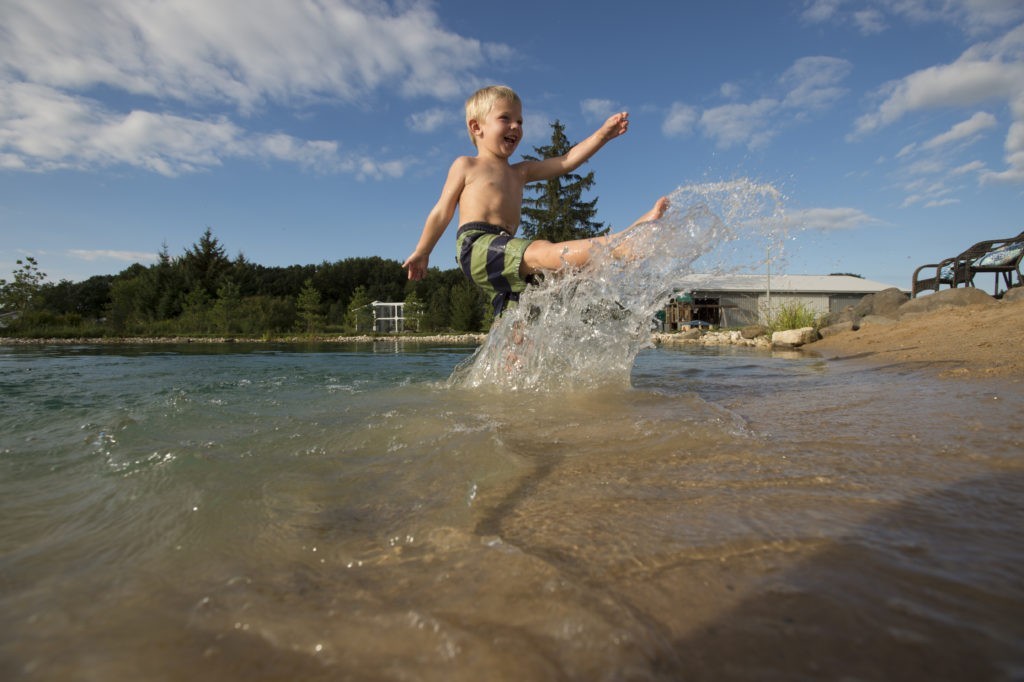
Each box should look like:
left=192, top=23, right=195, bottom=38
left=1, top=341, right=1021, bottom=681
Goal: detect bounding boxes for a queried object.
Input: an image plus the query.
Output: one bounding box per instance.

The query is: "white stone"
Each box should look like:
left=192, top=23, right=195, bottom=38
left=771, top=327, right=818, bottom=347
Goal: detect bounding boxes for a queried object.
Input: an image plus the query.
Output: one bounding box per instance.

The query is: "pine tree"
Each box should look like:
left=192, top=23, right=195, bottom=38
left=520, top=120, right=607, bottom=242
left=449, top=281, right=482, bottom=332
left=295, top=279, right=324, bottom=333
left=403, top=290, right=425, bottom=333
left=182, top=228, right=231, bottom=299
left=344, top=285, right=374, bottom=333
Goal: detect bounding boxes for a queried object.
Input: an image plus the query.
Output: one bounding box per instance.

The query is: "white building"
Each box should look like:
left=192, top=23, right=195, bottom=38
left=669, top=274, right=902, bottom=327
left=371, top=301, right=404, bottom=333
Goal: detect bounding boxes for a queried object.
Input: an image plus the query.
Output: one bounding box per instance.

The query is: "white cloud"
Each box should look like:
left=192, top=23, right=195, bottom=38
left=853, top=8, right=887, bottom=34
left=853, top=25, right=1024, bottom=185
left=0, top=0, right=510, bottom=176
left=801, top=0, right=845, bottom=24
left=784, top=206, right=877, bottom=231
left=68, top=249, right=159, bottom=263
left=800, top=0, right=1024, bottom=36
left=981, top=95, right=1024, bottom=183
left=581, top=98, right=620, bottom=121
left=950, top=159, right=986, bottom=175
left=700, top=99, right=780, bottom=149
left=720, top=83, right=742, bottom=99
left=922, top=110, right=997, bottom=149
left=0, top=81, right=357, bottom=176
left=666, top=55, right=851, bottom=149
left=408, top=107, right=458, bottom=134
left=780, top=56, right=853, bottom=110
left=661, top=102, right=699, bottom=137
left=852, top=60, right=1022, bottom=136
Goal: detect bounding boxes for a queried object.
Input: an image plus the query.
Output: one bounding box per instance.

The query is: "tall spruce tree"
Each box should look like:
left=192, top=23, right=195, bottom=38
left=520, top=120, right=607, bottom=241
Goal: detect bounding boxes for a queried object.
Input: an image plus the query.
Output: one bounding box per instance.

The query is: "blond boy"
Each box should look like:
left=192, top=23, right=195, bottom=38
left=404, top=85, right=667, bottom=315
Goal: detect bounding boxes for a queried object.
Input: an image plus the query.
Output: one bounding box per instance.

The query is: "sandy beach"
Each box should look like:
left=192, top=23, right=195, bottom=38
left=805, top=293, right=1024, bottom=380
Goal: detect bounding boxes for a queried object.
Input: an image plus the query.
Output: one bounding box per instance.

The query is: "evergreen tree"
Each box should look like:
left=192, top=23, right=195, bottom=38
left=449, top=281, right=482, bottom=332
left=295, top=279, right=325, bottom=333
left=212, top=279, right=243, bottom=334
left=344, top=285, right=374, bottom=333
left=181, top=228, right=231, bottom=299
left=403, top=290, right=425, bottom=333
left=423, top=287, right=450, bottom=332
left=179, top=287, right=212, bottom=333
left=520, top=120, right=607, bottom=242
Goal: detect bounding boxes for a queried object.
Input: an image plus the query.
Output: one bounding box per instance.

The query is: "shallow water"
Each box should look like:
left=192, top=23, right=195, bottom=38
left=1, top=342, right=1022, bottom=681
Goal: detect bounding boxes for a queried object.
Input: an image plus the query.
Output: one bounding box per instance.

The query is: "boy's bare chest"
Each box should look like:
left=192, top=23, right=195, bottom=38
left=466, top=167, right=523, bottom=204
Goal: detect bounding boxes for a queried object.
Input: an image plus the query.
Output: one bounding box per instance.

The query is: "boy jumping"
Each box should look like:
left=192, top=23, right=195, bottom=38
left=404, top=85, right=668, bottom=316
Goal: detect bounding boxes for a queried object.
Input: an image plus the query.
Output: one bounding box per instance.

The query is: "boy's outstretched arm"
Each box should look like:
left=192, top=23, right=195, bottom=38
left=521, top=112, right=629, bottom=184
left=404, top=158, right=468, bottom=280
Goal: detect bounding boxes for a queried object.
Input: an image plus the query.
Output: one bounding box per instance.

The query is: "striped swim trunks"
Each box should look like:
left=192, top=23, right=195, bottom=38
left=456, top=222, right=533, bottom=316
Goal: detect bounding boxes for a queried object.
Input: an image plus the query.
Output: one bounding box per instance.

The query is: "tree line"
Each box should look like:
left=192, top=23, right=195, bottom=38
left=0, top=121, right=609, bottom=338
left=0, top=230, right=495, bottom=337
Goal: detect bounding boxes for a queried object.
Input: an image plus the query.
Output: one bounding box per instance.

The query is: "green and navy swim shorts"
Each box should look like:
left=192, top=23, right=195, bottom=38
left=456, top=222, right=533, bottom=316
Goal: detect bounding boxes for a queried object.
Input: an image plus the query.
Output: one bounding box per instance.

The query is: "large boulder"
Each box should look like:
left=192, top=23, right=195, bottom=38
left=899, top=287, right=995, bottom=316
left=819, top=287, right=909, bottom=328
left=854, top=287, right=909, bottom=319
left=818, top=305, right=855, bottom=328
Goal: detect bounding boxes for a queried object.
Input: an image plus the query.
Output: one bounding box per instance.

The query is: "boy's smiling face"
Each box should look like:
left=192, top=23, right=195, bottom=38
left=472, top=98, right=523, bottom=159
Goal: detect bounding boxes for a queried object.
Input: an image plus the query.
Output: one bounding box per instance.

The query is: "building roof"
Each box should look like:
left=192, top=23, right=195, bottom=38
left=677, top=274, right=902, bottom=294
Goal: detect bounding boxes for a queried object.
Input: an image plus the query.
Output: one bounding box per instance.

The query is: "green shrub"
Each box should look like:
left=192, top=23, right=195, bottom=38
left=764, top=300, right=819, bottom=333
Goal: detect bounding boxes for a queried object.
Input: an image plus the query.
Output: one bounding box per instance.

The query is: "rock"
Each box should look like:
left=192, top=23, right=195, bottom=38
left=854, top=287, right=909, bottom=319
left=741, top=324, right=768, bottom=339
left=819, top=288, right=909, bottom=328
left=818, top=321, right=856, bottom=338
left=771, top=327, right=819, bottom=348
left=1002, top=286, right=1024, bottom=303
left=819, top=305, right=854, bottom=328
left=899, top=287, right=996, bottom=316
left=679, top=329, right=702, bottom=340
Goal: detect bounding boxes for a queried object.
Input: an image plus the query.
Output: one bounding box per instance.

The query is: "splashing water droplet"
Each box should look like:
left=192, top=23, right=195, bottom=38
left=450, top=180, right=787, bottom=391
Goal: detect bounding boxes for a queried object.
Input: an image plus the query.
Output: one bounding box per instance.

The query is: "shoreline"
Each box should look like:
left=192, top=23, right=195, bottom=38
left=4, top=293, right=1023, bottom=381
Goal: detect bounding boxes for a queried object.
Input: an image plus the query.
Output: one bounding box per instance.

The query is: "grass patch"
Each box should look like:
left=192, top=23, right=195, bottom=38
left=764, top=300, right=819, bottom=334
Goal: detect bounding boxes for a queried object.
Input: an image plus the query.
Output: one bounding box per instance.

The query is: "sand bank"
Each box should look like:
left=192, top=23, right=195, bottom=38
left=805, top=293, right=1024, bottom=379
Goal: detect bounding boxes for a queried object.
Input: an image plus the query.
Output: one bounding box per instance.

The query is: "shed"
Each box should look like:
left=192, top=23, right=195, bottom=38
left=667, top=274, right=902, bottom=328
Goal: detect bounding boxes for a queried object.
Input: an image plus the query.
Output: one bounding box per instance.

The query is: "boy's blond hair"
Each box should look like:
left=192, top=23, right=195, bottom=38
left=465, top=85, right=521, bottom=146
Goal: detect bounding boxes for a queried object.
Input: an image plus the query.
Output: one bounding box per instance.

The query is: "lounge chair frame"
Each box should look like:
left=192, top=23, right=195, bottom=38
left=911, top=232, right=1024, bottom=298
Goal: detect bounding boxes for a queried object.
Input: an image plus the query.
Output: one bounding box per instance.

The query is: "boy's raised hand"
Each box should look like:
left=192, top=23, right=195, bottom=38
left=600, top=112, right=630, bottom=141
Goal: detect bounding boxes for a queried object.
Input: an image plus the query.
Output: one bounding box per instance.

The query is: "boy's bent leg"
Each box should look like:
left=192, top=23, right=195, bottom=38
left=521, top=239, right=597, bottom=276
left=521, top=232, right=635, bottom=276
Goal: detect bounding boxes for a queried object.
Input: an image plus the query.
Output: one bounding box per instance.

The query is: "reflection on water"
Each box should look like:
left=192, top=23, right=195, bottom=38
left=0, top=343, right=1022, bottom=681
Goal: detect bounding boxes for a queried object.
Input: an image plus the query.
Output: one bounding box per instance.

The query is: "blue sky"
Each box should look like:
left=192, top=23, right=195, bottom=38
left=2, top=0, right=1023, bottom=290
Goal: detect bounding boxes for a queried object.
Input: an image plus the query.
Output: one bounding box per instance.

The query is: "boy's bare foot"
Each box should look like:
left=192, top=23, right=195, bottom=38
left=637, top=196, right=669, bottom=224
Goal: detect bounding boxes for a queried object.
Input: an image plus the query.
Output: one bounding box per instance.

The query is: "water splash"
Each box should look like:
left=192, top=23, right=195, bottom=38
left=450, top=180, right=787, bottom=391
